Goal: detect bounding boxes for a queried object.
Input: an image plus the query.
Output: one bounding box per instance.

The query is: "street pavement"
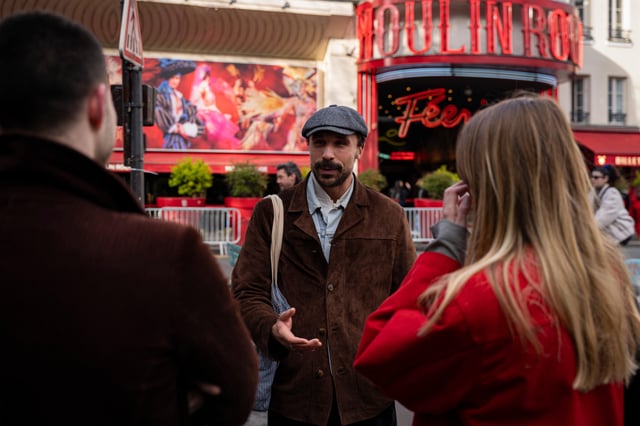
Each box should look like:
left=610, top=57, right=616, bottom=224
left=622, top=238, right=640, bottom=260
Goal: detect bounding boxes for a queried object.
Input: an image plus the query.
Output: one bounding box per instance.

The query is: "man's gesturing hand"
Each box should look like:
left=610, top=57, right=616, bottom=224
left=272, top=307, right=322, bottom=351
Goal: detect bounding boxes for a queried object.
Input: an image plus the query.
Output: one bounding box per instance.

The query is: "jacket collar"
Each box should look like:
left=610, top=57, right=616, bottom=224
left=0, top=134, right=144, bottom=215
left=286, top=174, right=371, bottom=241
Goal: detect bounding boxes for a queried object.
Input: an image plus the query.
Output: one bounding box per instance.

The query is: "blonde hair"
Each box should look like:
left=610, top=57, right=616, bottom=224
left=419, top=94, right=640, bottom=390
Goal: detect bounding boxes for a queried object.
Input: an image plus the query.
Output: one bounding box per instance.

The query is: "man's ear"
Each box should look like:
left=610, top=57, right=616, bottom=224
left=88, top=83, right=106, bottom=130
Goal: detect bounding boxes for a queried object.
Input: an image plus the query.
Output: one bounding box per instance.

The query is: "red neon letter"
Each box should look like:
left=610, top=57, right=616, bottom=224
left=469, top=0, right=482, bottom=54
left=357, top=3, right=374, bottom=61
left=487, top=1, right=513, bottom=54
left=439, top=0, right=465, bottom=54
left=440, top=105, right=472, bottom=128
left=568, top=13, right=584, bottom=68
left=375, top=4, right=400, bottom=57
left=522, top=4, right=549, bottom=58
left=406, top=0, right=433, bottom=55
left=548, top=9, right=569, bottom=61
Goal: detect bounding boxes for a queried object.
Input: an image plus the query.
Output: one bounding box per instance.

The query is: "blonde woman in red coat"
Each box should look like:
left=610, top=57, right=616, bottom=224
left=354, top=94, right=640, bottom=426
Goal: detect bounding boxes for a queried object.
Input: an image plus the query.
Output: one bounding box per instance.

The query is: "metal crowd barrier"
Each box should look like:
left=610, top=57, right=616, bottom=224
left=145, top=206, right=443, bottom=253
left=403, top=207, right=443, bottom=244
left=146, top=207, right=241, bottom=255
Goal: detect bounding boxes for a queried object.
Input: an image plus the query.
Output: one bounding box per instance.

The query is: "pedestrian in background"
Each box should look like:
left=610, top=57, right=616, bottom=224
left=354, top=94, right=640, bottom=426
left=0, top=11, right=257, bottom=426
left=389, top=179, right=411, bottom=207
left=276, top=161, right=302, bottom=192
left=590, top=165, right=636, bottom=245
left=233, top=105, right=416, bottom=425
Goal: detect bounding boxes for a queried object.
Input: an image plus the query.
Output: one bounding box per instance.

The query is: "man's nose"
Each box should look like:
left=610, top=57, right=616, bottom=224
left=322, top=146, right=335, bottom=159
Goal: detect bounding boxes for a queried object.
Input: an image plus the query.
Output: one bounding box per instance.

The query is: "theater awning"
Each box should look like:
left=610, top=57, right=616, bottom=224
left=107, top=150, right=308, bottom=174
left=574, top=129, right=640, bottom=167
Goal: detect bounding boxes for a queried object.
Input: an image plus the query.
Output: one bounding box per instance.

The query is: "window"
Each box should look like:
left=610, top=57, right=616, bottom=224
left=608, top=0, right=631, bottom=42
left=608, top=77, right=626, bottom=125
left=574, top=0, right=593, bottom=40
left=571, top=76, right=589, bottom=124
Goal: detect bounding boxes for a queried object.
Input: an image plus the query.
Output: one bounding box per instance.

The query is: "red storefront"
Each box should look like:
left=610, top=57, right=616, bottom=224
left=573, top=129, right=640, bottom=169
left=353, top=0, right=583, bottom=184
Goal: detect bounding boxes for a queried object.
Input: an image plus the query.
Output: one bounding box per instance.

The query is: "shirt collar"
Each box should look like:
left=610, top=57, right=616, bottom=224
left=307, top=172, right=354, bottom=214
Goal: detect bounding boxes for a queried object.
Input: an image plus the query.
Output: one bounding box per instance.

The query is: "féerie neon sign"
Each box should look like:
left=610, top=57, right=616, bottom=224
left=357, top=0, right=583, bottom=68
left=394, top=88, right=471, bottom=137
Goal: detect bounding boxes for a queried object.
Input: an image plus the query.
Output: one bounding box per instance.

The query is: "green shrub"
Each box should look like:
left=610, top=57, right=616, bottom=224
left=168, top=157, right=213, bottom=197
left=358, top=169, right=388, bottom=191
left=300, top=165, right=311, bottom=180
left=417, top=165, right=460, bottom=200
left=225, top=162, right=268, bottom=197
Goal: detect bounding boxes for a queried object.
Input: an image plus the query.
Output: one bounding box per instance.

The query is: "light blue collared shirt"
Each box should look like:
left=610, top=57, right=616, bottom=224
left=306, top=172, right=355, bottom=262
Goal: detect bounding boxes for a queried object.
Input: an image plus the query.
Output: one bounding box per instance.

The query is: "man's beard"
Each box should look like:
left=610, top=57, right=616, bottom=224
left=313, top=160, right=351, bottom=188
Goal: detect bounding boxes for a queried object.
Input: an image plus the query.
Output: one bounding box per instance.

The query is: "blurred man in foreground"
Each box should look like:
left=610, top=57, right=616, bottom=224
left=0, top=11, right=257, bottom=426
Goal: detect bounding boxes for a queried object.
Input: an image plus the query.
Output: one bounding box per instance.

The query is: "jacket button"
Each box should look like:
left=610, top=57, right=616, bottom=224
left=318, top=328, right=326, bottom=336
left=315, top=369, right=325, bottom=378
left=327, top=284, right=334, bottom=291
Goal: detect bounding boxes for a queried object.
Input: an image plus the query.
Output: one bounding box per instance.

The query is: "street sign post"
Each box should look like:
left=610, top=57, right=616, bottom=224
left=119, top=0, right=145, bottom=205
left=119, top=0, right=143, bottom=68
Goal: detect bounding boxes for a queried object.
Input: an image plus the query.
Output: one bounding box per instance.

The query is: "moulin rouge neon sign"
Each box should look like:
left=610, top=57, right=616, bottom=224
left=394, top=88, right=472, bottom=137
left=357, top=0, right=583, bottom=68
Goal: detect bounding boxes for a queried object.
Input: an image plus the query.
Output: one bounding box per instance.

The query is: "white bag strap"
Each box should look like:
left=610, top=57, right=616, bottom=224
left=265, top=195, right=284, bottom=288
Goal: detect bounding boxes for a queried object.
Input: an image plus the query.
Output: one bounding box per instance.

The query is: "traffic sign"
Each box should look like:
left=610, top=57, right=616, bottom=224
left=119, top=0, right=144, bottom=68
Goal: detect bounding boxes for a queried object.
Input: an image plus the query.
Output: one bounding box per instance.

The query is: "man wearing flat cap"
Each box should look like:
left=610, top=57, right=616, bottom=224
left=233, top=105, right=416, bottom=425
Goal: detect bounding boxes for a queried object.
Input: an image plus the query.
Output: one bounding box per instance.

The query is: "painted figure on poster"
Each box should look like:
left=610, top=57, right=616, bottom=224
left=154, top=59, right=203, bottom=150
left=190, top=64, right=241, bottom=150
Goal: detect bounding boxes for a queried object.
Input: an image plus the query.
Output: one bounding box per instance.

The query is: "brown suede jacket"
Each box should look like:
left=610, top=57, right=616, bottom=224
left=232, top=177, right=416, bottom=425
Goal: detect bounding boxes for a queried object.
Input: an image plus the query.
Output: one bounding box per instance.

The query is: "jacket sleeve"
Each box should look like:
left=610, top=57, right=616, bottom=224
left=354, top=252, right=480, bottom=414
left=595, top=187, right=625, bottom=229
left=231, top=199, right=287, bottom=358
left=174, top=227, right=258, bottom=426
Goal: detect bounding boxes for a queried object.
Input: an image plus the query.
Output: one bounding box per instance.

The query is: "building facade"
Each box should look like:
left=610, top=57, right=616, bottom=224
left=2, top=0, right=639, bottom=201
left=558, top=0, right=640, bottom=171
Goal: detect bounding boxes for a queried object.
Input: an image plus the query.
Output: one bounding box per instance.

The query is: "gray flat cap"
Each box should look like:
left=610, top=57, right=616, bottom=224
left=301, top=105, right=368, bottom=139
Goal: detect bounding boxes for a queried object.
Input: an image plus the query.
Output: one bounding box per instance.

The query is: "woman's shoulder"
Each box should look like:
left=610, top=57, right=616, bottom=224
left=454, top=268, right=545, bottom=343
left=602, top=185, right=623, bottom=200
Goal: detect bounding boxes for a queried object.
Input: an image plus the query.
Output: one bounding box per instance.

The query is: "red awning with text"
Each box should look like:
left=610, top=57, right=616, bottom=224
left=574, top=130, right=640, bottom=167
left=107, top=150, right=308, bottom=174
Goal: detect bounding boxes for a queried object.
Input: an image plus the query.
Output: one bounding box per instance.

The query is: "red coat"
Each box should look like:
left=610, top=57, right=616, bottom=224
left=354, top=252, right=624, bottom=426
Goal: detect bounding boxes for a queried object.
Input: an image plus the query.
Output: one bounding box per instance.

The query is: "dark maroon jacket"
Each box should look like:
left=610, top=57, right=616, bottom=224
left=0, top=134, right=258, bottom=425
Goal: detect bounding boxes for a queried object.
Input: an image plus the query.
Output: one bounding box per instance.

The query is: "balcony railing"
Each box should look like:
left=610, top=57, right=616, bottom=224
left=609, top=27, right=632, bottom=43
left=571, top=110, right=590, bottom=124
left=609, top=112, right=627, bottom=125
left=583, top=26, right=594, bottom=41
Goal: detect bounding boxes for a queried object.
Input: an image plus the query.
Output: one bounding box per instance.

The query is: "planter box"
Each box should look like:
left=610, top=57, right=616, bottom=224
left=413, top=198, right=443, bottom=208
left=224, top=197, right=261, bottom=245
left=156, top=197, right=206, bottom=207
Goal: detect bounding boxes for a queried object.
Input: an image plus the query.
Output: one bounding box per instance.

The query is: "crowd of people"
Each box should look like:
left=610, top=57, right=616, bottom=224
left=2, top=10, right=640, bottom=426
